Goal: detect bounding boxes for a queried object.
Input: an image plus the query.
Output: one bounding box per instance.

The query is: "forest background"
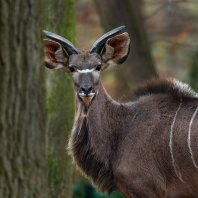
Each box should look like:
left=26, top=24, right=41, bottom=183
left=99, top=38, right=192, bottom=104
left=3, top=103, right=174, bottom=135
left=0, top=0, right=198, bottom=198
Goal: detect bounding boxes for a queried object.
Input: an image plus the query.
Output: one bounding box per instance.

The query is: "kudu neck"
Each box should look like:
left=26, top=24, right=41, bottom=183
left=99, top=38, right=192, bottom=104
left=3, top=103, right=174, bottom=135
left=74, top=80, right=122, bottom=159
left=75, top=81, right=119, bottom=116
left=71, top=81, right=122, bottom=193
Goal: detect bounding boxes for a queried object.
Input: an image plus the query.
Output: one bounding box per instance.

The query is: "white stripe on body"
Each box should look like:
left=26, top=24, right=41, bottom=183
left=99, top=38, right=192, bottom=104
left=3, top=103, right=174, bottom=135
left=169, top=99, right=184, bottom=181
left=188, top=105, right=198, bottom=169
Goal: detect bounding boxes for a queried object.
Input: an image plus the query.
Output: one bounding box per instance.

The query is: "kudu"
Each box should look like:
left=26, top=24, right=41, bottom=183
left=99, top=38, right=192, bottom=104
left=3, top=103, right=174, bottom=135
left=43, top=26, right=198, bottom=198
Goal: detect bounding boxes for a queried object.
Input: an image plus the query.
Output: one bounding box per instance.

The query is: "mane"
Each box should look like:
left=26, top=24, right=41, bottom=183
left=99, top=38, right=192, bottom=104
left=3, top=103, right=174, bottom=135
left=134, top=78, right=198, bottom=99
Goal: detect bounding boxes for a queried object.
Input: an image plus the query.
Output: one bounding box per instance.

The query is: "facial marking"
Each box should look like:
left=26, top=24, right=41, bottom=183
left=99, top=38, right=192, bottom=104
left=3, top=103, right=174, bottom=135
left=77, top=68, right=95, bottom=73
left=79, top=93, right=95, bottom=97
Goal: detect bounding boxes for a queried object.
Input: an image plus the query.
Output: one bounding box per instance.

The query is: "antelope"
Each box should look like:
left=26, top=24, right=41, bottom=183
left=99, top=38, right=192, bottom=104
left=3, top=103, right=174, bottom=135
left=43, top=26, right=198, bottom=198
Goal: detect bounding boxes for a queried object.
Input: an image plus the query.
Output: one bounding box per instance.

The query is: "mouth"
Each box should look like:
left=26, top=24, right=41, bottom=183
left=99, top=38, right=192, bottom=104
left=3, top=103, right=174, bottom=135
left=78, top=92, right=95, bottom=105
left=79, top=92, right=95, bottom=98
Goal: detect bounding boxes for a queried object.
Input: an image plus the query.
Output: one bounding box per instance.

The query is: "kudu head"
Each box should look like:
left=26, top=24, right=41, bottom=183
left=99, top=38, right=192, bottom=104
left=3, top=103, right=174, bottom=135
left=43, top=26, right=130, bottom=105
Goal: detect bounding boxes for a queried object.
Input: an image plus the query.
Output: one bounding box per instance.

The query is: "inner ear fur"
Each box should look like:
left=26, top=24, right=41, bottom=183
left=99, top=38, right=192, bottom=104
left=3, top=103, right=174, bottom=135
left=101, top=32, right=130, bottom=69
left=43, top=39, right=70, bottom=72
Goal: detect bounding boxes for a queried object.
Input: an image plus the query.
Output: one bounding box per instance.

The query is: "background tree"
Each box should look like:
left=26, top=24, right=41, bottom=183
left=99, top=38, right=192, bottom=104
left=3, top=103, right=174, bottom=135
left=94, top=0, right=157, bottom=93
left=0, top=1, right=49, bottom=197
left=44, top=0, right=75, bottom=197
left=0, top=0, right=76, bottom=197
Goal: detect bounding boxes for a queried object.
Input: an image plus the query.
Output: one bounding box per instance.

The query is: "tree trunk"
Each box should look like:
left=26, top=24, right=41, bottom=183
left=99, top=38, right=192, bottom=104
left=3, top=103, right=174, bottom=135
left=0, top=1, right=48, bottom=197
left=94, top=0, right=157, bottom=92
left=44, top=0, right=75, bottom=197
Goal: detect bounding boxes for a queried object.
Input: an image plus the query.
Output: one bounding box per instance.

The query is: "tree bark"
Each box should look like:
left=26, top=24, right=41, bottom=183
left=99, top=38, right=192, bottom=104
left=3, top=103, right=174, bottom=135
left=44, top=0, right=75, bottom=197
left=94, top=0, right=157, bottom=92
left=0, top=1, right=48, bottom=197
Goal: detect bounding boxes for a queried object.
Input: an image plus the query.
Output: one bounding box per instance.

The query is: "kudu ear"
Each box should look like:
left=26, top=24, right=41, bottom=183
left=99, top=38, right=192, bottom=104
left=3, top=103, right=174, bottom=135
left=101, top=32, right=130, bottom=70
left=43, top=39, right=70, bottom=73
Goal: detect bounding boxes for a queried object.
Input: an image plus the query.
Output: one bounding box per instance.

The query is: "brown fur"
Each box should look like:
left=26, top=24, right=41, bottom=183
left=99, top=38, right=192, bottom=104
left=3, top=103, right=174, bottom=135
left=68, top=78, right=198, bottom=198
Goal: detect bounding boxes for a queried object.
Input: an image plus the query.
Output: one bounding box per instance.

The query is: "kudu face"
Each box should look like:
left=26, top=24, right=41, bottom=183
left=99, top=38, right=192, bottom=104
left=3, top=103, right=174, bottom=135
left=68, top=53, right=102, bottom=105
left=43, top=26, right=130, bottom=105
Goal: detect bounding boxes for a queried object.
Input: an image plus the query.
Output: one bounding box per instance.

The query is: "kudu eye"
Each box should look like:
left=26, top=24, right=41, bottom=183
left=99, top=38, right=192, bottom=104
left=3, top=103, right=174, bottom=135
left=96, top=64, right=102, bottom=71
left=69, top=66, right=75, bottom=73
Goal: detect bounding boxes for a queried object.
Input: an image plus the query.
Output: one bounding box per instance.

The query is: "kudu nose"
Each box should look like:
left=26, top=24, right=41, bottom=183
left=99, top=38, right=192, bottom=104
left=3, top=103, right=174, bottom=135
left=81, top=85, right=93, bottom=95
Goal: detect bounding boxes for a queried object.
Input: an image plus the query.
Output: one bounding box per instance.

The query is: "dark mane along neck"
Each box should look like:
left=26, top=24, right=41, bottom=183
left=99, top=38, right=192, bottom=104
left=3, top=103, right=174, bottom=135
left=69, top=85, right=119, bottom=193
left=134, top=78, right=198, bottom=99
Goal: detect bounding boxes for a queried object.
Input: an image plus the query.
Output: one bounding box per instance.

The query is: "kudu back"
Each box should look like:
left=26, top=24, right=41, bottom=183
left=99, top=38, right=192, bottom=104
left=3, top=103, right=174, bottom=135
left=43, top=26, right=198, bottom=198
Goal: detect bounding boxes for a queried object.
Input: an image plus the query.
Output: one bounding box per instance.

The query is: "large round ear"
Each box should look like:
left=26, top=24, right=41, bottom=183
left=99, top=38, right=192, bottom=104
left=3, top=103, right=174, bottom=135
left=43, top=39, right=70, bottom=73
left=101, top=32, right=130, bottom=70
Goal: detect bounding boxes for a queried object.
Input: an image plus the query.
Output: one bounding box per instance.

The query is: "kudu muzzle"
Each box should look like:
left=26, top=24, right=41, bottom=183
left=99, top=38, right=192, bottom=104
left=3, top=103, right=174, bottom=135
left=80, top=85, right=94, bottom=97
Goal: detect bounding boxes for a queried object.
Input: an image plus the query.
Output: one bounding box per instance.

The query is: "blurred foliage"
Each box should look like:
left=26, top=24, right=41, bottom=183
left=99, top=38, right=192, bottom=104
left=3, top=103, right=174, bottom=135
left=143, top=0, right=198, bottom=80
left=189, top=49, right=198, bottom=92
left=94, top=0, right=157, bottom=95
left=72, top=182, right=124, bottom=198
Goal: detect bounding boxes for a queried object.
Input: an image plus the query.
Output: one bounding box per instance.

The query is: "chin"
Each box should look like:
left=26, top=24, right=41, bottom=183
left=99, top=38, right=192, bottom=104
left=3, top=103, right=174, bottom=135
left=79, top=94, right=95, bottom=106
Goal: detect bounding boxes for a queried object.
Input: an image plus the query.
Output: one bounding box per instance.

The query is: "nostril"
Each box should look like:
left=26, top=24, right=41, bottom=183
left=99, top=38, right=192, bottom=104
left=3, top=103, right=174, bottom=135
left=81, top=85, right=92, bottom=95
left=88, top=86, right=92, bottom=92
left=81, top=87, right=86, bottom=92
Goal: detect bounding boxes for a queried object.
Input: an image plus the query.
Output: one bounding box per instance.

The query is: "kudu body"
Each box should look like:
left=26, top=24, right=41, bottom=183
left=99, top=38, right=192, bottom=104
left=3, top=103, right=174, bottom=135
left=43, top=26, right=198, bottom=198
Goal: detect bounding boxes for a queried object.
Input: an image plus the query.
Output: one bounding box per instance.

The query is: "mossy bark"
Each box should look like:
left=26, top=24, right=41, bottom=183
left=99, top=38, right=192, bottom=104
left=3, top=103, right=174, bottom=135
left=94, top=0, right=157, bottom=92
left=0, top=1, right=49, bottom=197
left=44, top=0, right=75, bottom=197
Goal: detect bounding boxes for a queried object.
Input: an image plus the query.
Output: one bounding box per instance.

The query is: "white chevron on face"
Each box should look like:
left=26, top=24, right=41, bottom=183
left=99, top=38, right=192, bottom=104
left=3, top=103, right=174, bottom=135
left=77, top=69, right=94, bottom=73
